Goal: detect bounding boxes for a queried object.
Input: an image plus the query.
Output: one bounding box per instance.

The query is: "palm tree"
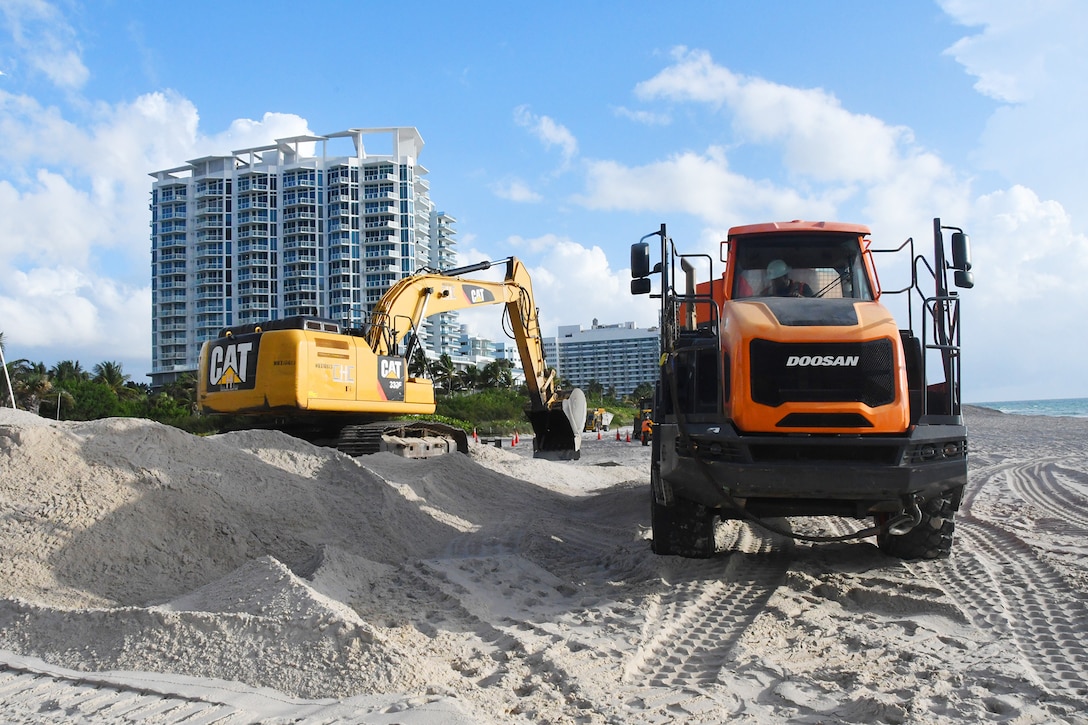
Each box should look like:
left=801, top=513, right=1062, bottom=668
left=456, top=366, right=481, bottom=392
left=50, top=360, right=89, bottom=383
left=408, top=346, right=430, bottom=378
left=162, top=372, right=197, bottom=413
left=429, top=353, right=457, bottom=394
left=11, top=361, right=54, bottom=415
left=93, top=361, right=139, bottom=399
left=481, top=359, right=514, bottom=389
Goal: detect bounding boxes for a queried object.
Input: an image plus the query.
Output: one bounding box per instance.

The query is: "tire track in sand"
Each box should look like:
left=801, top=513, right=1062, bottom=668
left=1003, top=460, right=1088, bottom=531
left=927, top=460, right=1088, bottom=698
left=0, top=659, right=239, bottom=724
left=415, top=517, right=791, bottom=724
left=0, top=649, right=447, bottom=724
left=624, top=522, right=789, bottom=688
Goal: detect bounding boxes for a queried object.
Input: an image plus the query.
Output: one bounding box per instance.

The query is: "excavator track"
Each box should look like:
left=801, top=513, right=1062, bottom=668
left=336, top=421, right=469, bottom=458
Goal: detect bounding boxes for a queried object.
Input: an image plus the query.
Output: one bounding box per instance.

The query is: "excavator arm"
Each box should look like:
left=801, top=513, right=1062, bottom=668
left=366, top=257, right=586, bottom=459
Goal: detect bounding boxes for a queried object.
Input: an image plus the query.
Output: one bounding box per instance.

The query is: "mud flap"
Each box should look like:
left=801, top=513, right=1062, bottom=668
left=529, top=388, right=586, bottom=460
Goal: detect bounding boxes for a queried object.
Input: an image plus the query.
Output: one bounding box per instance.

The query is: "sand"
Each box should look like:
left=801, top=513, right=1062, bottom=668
left=0, top=405, right=1086, bottom=723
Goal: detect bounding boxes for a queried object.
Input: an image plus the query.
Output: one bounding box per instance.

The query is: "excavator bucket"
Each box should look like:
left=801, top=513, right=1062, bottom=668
left=529, top=388, right=586, bottom=460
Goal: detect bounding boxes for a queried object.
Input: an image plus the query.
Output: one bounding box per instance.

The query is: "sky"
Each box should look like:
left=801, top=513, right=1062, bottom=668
left=1, top=0, right=1086, bottom=403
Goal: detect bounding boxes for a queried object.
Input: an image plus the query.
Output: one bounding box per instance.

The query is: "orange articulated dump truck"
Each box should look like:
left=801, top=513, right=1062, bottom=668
left=630, top=219, right=973, bottom=559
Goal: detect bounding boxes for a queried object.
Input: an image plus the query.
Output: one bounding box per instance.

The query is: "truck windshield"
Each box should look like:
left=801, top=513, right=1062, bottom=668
left=731, top=234, right=874, bottom=300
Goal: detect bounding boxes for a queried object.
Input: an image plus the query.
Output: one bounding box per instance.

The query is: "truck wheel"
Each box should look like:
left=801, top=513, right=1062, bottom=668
left=650, top=492, right=715, bottom=558
left=876, top=492, right=957, bottom=560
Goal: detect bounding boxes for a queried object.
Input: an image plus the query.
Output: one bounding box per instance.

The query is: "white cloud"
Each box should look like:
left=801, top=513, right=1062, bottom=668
left=861, top=152, right=972, bottom=242
left=580, top=47, right=981, bottom=261
left=513, top=104, right=578, bottom=166
left=636, top=47, right=915, bottom=184
left=612, top=106, right=671, bottom=126
left=634, top=46, right=740, bottom=105
left=940, top=1, right=1088, bottom=224
left=0, top=0, right=89, bottom=89
left=930, top=1, right=1088, bottom=398
left=940, top=0, right=1082, bottom=104
left=0, top=72, right=313, bottom=376
left=576, top=147, right=841, bottom=231
left=206, top=112, right=315, bottom=154
left=0, top=265, right=150, bottom=367
left=490, top=178, right=543, bottom=203
left=957, top=185, right=1088, bottom=399
left=968, top=185, right=1088, bottom=301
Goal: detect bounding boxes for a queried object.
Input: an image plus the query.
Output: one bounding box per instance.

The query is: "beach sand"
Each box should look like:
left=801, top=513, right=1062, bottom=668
left=0, top=405, right=1085, bottom=723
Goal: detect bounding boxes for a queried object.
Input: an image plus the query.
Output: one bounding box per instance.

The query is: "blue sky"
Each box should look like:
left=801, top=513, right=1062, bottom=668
left=1, top=0, right=1086, bottom=402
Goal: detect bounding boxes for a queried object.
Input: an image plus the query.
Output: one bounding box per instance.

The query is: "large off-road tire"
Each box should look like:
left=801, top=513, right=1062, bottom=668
left=877, top=492, right=958, bottom=560
left=650, top=492, right=716, bottom=558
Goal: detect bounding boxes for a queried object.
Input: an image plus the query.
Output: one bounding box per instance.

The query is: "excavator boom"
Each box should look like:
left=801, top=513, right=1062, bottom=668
left=363, top=257, right=583, bottom=457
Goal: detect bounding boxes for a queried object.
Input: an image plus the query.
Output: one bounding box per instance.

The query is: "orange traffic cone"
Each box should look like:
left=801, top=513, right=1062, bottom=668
left=473, top=427, right=478, bottom=442
left=626, top=431, right=631, bottom=443
left=616, top=430, right=621, bottom=441
left=514, top=430, right=520, bottom=446
left=597, top=430, right=601, bottom=440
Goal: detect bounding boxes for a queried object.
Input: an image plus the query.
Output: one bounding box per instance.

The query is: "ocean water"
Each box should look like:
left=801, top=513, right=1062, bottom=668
left=973, top=397, right=1088, bottom=418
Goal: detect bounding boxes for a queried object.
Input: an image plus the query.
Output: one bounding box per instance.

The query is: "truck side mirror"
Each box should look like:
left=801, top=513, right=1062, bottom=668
left=954, top=269, right=974, bottom=289
left=631, top=278, right=651, bottom=295
left=951, top=232, right=973, bottom=288
left=631, top=242, right=651, bottom=279
left=951, top=232, right=971, bottom=271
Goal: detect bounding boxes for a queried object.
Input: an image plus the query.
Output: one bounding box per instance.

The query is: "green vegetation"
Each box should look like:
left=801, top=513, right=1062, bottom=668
left=1, top=331, right=203, bottom=430
left=435, top=385, right=644, bottom=436
left=1, top=331, right=654, bottom=437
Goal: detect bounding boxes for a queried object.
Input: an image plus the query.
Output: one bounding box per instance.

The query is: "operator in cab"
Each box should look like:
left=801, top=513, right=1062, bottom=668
left=762, top=259, right=814, bottom=297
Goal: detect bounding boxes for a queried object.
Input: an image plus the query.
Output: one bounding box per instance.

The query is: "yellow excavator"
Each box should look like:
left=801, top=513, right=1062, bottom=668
left=197, top=257, right=586, bottom=459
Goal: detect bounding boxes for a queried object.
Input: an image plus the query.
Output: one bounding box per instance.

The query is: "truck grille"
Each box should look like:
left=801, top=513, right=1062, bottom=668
left=749, top=339, right=895, bottom=407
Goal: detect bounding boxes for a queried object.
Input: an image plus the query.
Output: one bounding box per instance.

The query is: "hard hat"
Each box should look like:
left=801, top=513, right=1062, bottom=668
left=767, top=259, right=790, bottom=280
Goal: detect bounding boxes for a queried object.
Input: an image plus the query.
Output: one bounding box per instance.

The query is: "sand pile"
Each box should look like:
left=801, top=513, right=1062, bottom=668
left=1, top=405, right=1087, bottom=723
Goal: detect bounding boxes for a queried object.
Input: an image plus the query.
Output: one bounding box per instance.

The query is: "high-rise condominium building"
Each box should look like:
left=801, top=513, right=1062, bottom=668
left=148, top=127, right=456, bottom=388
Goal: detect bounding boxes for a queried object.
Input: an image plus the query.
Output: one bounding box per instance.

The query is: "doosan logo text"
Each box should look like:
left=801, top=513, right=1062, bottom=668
left=786, top=355, right=860, bottom=367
